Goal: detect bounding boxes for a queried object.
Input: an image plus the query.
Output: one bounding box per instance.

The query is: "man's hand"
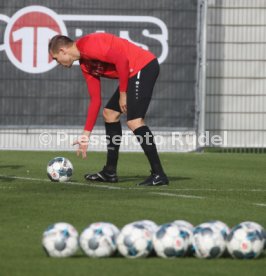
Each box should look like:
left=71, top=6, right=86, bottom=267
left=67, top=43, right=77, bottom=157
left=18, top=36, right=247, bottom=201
left=72, top=131, right=91, bottom=159
left=119, top=92, right=127, bottom=114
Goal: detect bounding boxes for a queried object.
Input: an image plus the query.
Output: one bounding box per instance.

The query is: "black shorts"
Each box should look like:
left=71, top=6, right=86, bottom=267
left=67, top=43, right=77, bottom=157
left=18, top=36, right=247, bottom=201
left=105, top=58, right=159, bottom=121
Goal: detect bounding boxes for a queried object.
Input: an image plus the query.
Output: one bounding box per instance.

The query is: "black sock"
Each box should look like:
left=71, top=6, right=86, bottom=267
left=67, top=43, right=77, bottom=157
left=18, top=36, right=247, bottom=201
left=133, top=125, right=165, bottom=175
left=105, top=121, right=122, bottom=173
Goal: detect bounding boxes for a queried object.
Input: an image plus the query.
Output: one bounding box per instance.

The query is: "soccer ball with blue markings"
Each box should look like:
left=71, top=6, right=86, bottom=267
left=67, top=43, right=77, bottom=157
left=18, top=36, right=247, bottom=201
left=79, top=222, right=120, bottom=258
left=172, top=220, right=194, bottom=231
left=152, top=223, right=191, bottom=258
left=133, top=220, right=159, bottom=234
left=192, top=222, right=226, bottom=259
left=42, top=222, right=79, bottom=257
left=239, top=221, right=266, bottom=250
left=117, top=223, right=153, bottom=258
left=206, top=220, right=231, bottom=240
left=172, top=220, right=194, bottom=255
left=226, top=222, right=264, bottom=259
left=47, top=157, right=73, bottom=182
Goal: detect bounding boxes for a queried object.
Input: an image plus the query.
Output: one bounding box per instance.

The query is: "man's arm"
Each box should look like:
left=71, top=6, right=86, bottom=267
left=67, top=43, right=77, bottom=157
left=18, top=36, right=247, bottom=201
left=83, top=73, right=102, bottom=131
left=73, top=71, right=101, bottom=158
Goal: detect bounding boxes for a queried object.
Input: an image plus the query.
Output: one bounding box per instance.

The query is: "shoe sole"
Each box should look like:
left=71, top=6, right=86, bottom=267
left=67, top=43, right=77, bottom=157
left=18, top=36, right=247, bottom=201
left=84, top=176, right=118, bottom=183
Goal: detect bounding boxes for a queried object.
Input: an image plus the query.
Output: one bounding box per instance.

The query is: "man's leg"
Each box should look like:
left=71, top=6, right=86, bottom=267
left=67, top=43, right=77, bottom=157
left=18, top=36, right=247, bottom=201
left=103, top=108, right=122, bottom=174
left=127, top=118, right=168, bottom=186
left=84, top=88, right=122, bottom=183
left=126, top=59, right=168, bottom=186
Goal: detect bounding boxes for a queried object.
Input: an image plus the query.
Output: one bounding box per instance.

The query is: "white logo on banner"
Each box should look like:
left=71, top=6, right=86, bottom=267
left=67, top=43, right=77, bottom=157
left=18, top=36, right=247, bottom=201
left=3, top=6, right=67, bottom=73
left=0, top=5, right=169, bottom=74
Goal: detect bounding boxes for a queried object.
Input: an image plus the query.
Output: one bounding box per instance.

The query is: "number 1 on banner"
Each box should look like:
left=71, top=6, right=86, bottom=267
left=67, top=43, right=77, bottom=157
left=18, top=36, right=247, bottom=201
left=12, top=27, right=57, bottom=68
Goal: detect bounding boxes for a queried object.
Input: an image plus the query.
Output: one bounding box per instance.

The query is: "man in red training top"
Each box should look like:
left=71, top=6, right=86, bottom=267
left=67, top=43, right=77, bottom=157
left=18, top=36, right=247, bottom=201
left=48, top=33, right=169, bottom=186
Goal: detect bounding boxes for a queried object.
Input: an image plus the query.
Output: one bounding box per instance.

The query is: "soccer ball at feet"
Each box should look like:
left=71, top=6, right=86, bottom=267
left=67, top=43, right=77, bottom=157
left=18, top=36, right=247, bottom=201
left=47, top=157, right=73, bottom=182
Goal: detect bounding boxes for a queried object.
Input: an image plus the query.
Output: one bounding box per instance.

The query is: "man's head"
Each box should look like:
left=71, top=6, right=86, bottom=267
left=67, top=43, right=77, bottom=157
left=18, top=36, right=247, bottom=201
left=48, top=35, right=79, bottom=68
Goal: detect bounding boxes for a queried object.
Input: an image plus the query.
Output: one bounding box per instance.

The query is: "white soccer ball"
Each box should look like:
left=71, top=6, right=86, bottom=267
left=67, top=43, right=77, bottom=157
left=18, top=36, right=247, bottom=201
left=172, top=220, right=194, bottom=231
left=227, top=222, right=264, bottom=259
left=153, top=223, right=191, bottom=258
left=172, top=220, right=194, bottom=255
left=192, top=222, right=226, bottom=259
left=133, top=220, right=159, bottom=233
left=47, top=157, right=73, bottom=182
left=239, top=221, right=266, bottom=250
left=117, top=222, right=153, bottom=258
left=42, top=222, right=79, bottom=257
left=207, top=220, right=231, bottom=240
left=79, top=222, right=120, bottom=258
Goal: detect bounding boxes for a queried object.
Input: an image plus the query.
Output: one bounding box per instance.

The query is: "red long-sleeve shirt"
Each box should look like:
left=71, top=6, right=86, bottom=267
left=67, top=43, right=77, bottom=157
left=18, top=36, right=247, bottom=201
left=76, top=33, right=156, bottom=131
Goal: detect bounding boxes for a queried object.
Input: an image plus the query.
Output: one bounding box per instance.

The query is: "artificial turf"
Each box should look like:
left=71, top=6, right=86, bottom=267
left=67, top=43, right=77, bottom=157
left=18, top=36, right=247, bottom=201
left=0, top=151, right=265, bottom=276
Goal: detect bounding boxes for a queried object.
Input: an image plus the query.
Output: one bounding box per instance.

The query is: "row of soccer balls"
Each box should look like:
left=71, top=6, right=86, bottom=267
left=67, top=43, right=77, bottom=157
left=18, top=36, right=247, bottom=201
left=42, top=220, right=266, bottom=259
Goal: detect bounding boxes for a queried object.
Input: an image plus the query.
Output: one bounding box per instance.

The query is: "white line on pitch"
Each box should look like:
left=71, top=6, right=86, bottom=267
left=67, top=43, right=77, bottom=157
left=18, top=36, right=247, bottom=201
left=149, top=188, right=266, bottom=192
left=149, top=192, right=204, bottom=199
left=1, top=175, right=266, bottom=195
left=0, top=175, right=49, bottom=182
left=253, top=203, right=266, bottom=207
left=0, top=175, right=123, bottom=190
left=0, top=175, right=203, bottom=198
left=2, top=175, right=266, bottom=209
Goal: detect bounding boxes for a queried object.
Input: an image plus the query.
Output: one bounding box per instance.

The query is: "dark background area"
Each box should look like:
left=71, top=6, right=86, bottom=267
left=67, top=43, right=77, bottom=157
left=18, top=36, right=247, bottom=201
left=0, top=0, right=198, bottom=129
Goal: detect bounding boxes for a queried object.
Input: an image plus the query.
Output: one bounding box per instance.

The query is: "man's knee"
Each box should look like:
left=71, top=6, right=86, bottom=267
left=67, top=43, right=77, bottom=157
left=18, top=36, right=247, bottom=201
left=127, top=118, right=145, bottom=132
left=103, top=108, right=120, bottom=122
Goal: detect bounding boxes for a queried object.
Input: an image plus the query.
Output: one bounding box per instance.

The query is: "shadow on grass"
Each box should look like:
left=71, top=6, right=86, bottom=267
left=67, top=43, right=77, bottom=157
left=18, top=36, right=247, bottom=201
left=0, top=165, right=24, bottom=182
left=0, top=175, right=17, bottom=182
left=70, top=253, right=154, bottom=259
left=0, top=165, right=24, bottom=170
left=69, top=251, right=266, bottom=260
left=118, top=176, right=191, bottom=183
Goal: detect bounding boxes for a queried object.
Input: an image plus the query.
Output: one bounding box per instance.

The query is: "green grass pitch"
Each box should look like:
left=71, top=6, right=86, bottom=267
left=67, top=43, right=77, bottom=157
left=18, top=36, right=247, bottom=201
left=0, top=151, right=265, bottom=276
